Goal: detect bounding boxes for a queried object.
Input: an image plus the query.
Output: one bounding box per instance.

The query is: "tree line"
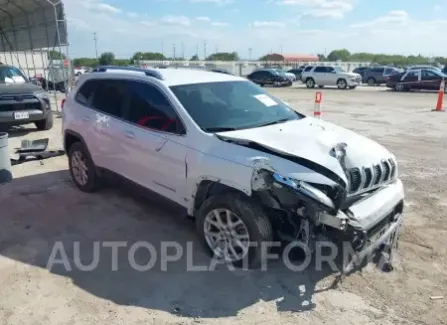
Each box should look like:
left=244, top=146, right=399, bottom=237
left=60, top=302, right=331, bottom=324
left=46, top=49, right=447, bottom=68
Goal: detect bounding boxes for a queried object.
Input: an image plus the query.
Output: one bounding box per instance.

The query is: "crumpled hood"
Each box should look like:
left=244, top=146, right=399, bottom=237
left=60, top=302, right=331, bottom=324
left=216, top=117, right=393, bottom=184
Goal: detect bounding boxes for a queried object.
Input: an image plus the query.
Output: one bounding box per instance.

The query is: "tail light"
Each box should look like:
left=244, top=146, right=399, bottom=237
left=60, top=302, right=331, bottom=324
left=61, top=98, right=66, bottom=109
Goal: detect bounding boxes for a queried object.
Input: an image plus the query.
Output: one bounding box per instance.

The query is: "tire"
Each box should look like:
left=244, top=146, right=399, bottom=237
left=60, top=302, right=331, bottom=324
left=349, top=86, right=357, bottom=89
left=35, top=111, right=54, bottom=130
left=305, top=78, right=315, bottom=88
left=337, top=79, right=348, bottom=89
left=367, top=77, right=375, bottom=86
left=395, top=83, right=404, bottom=91
left=318, top=85, right=324, bottom=88
left=196, top=193, right=273, bottom=269
left=68, top=142, right=101, bottom=193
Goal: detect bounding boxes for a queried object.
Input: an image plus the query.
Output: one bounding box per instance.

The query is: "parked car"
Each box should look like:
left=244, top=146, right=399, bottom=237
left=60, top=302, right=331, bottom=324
left=300, top=65, right=361, bottom=89
left=62, top=66, right=404, bottom=270
left=352, top=66, right=369, bottom=78
left=0, top=64, right=54, bottom=130
left=274, top=69, right=296, bottom=81
left=386, top=68, right=447, bottom=92
left=363, top=66, right=401, bottom=86
left=443, top=65, right=447, bottom=74
left=247, top=69, right=292, bottom=87
left=287, top=68, right=303, bottom=80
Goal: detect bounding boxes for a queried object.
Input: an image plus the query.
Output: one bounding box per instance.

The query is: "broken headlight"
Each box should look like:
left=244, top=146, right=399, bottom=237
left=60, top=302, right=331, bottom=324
left=272, top=172, right=335, bottom=213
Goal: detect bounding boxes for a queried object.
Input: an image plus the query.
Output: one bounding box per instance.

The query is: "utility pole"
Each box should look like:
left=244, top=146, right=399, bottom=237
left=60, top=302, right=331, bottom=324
left=93, top=32, right=98, bottom=59
left=196, top=44, right=199, bottom=57
left=280, top=44, right=283, bottom=54
left=215, top=45, right=218, bottom=54
left=172, top=44, right=176, bottom=60
left=161, top=41, right=164, bottom=56
left=204, top=41, right=207, bottom=60
left=248, top=48, right=252, bottom=61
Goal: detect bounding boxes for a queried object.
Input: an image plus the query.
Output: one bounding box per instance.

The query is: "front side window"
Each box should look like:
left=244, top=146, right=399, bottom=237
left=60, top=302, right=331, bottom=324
left=126, top=81, right=181, bottom=133
left=170, top=81, right=303, bottom=132
left=75, top=80, right=99, bottom=106
left=304, top=66, right=313, bottom=72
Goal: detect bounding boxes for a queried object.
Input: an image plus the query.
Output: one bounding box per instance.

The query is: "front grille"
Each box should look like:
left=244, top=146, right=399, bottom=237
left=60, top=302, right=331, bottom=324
left=0, top=95, right=42, bottom=112
left=348, top=158, right=397, bottom=194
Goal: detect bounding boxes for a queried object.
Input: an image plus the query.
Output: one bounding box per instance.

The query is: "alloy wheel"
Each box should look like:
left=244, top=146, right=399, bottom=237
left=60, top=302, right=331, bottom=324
left=71, top=150, right=89, bottom=186
left=203, top=208, right=250, bottom=262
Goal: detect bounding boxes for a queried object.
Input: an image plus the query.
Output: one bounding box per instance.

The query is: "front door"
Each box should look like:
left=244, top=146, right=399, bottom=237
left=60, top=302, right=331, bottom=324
left=421, top=69, right=441, bottom=90
left=122, top=80, right=188, bottom=205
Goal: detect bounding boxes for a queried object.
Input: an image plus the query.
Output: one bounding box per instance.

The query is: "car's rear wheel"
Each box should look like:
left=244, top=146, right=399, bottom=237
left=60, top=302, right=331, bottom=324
left=395, top=83, right=404, bottom=91
left=367, top=77, right=376, bottom=86
left=68, top=142, right=101, bottom=192
left=337, top=79, right=348, bottom=89
left=306, top=78, right=315, bottom=88
left=196, top=193, right=273, bottom=268
left=35, top=111, right=54, bottom=131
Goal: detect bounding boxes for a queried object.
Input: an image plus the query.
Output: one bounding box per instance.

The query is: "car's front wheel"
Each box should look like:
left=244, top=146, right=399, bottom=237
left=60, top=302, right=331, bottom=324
left=196, top=193, right=273, bottom=268
left=35, top=111, right=54, bottom=131
left=68, top=142, right=101, bottom=192
left=337, top=79, right=348, bottom=89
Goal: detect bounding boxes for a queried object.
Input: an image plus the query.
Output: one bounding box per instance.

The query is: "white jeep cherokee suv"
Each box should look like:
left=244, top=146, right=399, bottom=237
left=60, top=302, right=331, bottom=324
left=301, top=65, right=362, bottom=90
left=62, top=66, right=404, bottom=272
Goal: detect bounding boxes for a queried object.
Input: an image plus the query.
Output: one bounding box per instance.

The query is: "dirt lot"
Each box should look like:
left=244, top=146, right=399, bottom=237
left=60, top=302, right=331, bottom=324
left=1, top=87, right=446, bottom=325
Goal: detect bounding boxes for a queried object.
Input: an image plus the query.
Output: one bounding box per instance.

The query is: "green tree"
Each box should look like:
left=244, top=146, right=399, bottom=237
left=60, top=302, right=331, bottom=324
left=99, top=52, right=115, bottom=65
left=206, top=52, right=239, bottom=61
left=72, top=57, right=98, bottom=67
left=48, top=50, right=66, bottom=60
left=190, top=54, right=199, bottom=61
left=327, top=49, right=351, bottom=61
left=317, top=54, right=326, bottom=61
left=131, top=52, right=166, bottom=63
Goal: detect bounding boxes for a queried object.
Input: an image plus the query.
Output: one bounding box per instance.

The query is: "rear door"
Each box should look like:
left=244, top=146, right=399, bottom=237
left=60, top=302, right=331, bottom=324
left=401, top=70, right=420, bottom=89
left=88, top=78, right=130, bottom=176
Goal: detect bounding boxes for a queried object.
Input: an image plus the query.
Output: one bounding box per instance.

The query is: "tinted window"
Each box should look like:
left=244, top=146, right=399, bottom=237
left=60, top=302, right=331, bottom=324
left=170, top=81, right=303, bottom=132
left=91, top=79, right=127, bottom=118
left=126, top=81, right=180, bottom=133
left=304, top=66, right=313, bottom=72
left=371, top=68, right=384, bottom=73
left=421, top=70, right=438, bottom=78
left=326, top=67, right=335, bottom=73
left=75, top=80, right=98, bottom=106
left=405, top=71, right=419, bottom=78
left=314, top=66, right=327, bottom=73
left=249, top=71, right=260, bottom=78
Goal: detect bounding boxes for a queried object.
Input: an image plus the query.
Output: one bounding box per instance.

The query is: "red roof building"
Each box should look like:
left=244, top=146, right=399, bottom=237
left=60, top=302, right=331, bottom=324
left=263, top=53, right=319, bottom=62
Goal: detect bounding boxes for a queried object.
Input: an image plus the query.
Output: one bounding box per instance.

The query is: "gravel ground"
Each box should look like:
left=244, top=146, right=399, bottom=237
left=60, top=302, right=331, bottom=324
left=1, top=87, right=446, bottom=325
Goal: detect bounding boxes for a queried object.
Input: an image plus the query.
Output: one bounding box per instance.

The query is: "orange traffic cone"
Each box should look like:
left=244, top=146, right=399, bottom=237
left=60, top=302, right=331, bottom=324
left=433, top=79, right=445, bottom=112
left=314, top=92, right=322, bottom=118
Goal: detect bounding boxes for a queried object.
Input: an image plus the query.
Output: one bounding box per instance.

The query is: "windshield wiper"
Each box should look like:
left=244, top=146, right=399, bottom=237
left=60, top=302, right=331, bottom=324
left=255, top=118, right=292, bottom=128
left=203, top=127, right=238, bottom=132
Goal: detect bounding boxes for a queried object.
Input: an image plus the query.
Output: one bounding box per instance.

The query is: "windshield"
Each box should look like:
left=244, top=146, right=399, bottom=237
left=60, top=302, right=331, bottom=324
left=170, top=81, right=303, bottom=132
left=334, top=66, right=346, bottom=73
left=0, top=66, right=28, bottom=84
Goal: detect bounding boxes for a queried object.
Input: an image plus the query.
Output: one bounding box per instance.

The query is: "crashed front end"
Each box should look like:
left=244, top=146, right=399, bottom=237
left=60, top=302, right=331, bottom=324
left=250, top=142, right=405, bottom=275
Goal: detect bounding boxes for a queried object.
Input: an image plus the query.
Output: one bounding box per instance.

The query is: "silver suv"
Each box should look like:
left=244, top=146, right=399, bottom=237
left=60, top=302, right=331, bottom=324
left=301, top=65, right=362, bottom=90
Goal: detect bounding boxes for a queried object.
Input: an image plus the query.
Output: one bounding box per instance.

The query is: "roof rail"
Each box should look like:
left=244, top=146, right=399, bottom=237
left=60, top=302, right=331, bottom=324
left=92, top=65, right=164, bottom=80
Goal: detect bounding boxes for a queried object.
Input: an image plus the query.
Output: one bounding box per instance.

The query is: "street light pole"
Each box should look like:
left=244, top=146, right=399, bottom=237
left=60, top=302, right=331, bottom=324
left=93, top=32, right=98, bottom=59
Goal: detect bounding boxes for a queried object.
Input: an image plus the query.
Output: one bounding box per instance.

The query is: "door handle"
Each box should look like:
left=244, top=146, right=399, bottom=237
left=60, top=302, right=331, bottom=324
left=124, top=130, right=135, bottom=139
left=82, top=116, right=91, bottom=122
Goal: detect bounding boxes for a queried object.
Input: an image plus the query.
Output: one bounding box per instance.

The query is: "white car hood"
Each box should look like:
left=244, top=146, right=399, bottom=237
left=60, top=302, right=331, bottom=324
left=216, top=117, right=393, bottom=185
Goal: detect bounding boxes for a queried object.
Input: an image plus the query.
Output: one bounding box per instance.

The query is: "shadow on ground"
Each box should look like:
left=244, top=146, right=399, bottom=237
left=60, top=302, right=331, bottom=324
left=0, top=125, right=34, bottom=139
left=0, top=170, right=345, bottom=318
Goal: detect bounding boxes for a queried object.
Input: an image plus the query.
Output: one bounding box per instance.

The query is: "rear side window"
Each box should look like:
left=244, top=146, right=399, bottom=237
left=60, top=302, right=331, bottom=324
left=371, top=67, right=384, bottom=73
left=75, top=80, right=98, bottom=106
left=91, top=79, right=128, bottom=118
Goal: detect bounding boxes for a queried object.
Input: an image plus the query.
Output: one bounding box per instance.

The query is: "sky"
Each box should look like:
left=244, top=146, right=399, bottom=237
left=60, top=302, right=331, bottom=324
left=64, top=0, right=447, bottom=59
